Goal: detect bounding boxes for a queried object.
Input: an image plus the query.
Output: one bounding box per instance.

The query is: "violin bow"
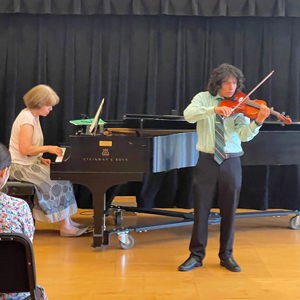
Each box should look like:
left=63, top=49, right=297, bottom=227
left=231, top=70, right=274, bottom=111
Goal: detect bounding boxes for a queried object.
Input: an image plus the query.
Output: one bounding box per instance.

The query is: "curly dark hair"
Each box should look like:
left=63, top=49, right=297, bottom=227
left=207, top=63, right=245, bottom=96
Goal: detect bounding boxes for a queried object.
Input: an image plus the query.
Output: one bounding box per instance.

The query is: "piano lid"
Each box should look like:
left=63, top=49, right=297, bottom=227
left=106, top=114, right=195, bottom=133
left=124, top=114, right=184, bottom=120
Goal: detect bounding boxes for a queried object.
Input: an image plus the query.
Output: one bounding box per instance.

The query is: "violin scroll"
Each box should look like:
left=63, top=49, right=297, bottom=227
left=277, top=113, right=292, bottom=125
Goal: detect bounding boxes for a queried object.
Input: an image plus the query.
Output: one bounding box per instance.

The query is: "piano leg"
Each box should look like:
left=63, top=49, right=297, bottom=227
left=89, top=174, right=144, bottom=248
left=73, top=179, right=108, bottom=248
left=90, top=188, right=107, bottom=248
left=61, top=174, right=144, bottom=248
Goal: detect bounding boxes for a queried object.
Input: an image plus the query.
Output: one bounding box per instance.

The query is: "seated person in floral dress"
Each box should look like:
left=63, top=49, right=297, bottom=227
left=0, top=143, right=47, bottom=300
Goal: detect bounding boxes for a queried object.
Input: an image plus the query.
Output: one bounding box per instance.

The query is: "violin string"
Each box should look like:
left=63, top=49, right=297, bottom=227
left=245, top=100, right=260, bottom=108
left=245, top=100, right=279, bottom=116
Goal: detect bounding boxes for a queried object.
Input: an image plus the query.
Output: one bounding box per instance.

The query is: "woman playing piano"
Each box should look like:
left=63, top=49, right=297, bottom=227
left=9, top=84, right=88, bottom=237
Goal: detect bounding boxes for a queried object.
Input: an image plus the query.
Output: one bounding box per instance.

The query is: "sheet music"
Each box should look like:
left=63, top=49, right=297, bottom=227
left=89, top=98, right=105, bottom=134
left=55, top=147, right=66, bottom=163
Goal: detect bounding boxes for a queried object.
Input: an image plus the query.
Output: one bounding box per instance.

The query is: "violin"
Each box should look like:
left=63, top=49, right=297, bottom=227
left=219, top=92, right=292, bottom=125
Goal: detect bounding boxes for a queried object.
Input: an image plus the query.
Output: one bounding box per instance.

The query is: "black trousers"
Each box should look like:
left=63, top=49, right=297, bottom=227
left=189, top=155, right=242, bottom=261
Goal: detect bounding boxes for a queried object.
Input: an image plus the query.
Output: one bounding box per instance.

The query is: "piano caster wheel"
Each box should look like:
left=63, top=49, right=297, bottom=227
left=290, top=215, right=300, bottom=230
left=114, top=210, right=123, bottom=226
left=118, top=233, right=134, bottom=250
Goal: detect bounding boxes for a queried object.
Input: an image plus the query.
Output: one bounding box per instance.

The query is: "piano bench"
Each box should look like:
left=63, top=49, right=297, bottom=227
left=5, top=180, right=35, bottom=212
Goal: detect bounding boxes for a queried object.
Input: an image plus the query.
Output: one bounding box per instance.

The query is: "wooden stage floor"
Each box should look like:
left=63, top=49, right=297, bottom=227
left=33, top=199, right=300, bottom=300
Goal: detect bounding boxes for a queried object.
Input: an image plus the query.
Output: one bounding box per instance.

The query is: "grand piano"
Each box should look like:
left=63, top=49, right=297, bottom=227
left=51, top=115, right=300, bottom=248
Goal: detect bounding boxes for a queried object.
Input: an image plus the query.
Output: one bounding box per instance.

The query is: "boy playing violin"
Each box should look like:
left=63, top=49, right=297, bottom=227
left=178, top=63, right=271, bottom=272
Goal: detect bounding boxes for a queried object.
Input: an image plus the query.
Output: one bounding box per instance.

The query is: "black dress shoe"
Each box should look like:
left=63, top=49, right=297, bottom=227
left=178, top=255, right=202, bottom=271
left=220, top=257, right=241, bottom=272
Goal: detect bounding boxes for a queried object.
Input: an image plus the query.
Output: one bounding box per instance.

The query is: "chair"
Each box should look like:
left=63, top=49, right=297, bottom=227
left=0, top=233, right=38, bottom=300
left=5, top=180, right=35, bottom=212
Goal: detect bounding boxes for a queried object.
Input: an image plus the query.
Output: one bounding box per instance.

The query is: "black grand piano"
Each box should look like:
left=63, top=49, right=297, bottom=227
left=51, top=115, right=300, bottom=248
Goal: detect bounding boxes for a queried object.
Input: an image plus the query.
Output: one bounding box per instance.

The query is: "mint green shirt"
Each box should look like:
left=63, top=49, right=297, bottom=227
left=184, top=91, right=261, bottom=154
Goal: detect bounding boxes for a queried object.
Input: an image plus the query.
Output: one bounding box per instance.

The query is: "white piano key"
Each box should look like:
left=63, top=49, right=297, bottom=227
left=55, top=147, right=66, bottom=163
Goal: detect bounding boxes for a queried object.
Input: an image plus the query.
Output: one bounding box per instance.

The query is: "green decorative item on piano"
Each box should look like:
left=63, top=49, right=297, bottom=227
left=69, top=118, right=106, bottom=126
left=70, top=118, right=106, bottom=135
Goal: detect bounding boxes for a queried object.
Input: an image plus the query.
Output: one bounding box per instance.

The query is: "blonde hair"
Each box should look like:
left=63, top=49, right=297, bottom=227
left=23, top=84, right=60, bottom=109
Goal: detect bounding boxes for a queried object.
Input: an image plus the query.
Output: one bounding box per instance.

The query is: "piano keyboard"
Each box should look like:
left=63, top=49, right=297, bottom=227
left=55, top=147, right=66, bottom=163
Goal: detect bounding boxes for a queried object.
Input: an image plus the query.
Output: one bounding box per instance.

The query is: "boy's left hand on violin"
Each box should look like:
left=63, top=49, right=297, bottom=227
left=255, top=103, right=273, bottom=123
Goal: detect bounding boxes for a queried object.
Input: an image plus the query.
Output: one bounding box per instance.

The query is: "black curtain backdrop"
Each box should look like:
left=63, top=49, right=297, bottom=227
left=1, top=13, right=300, bottom=145
left=1, top=0, right=300, bottom=210
left=1, top=0, right=300, bottom=17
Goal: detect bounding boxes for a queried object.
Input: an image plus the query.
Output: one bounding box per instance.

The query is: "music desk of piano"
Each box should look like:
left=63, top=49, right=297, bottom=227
left=51, top=115, right=300, bottom=249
